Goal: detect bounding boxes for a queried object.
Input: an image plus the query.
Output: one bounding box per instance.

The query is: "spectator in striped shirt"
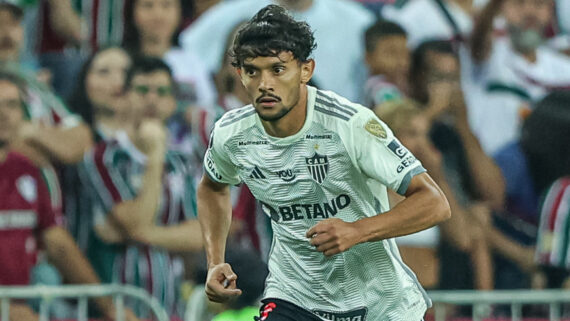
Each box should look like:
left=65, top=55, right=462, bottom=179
left=81, top=56, right=203, bottom=318
left=0, top=2, right=93, bottom=167
left=0, top=71, right=138, bottom=321
left=63, top=46, right=132, bottom=256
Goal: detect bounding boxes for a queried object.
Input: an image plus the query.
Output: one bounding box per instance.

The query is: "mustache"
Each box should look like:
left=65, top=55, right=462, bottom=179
left=256, top=93, right=281, bottom=103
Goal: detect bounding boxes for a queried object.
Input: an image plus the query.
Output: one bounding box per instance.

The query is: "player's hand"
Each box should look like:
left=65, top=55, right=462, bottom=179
left=205, top=263, right=242, bottom=303
left=306, top=218, right=361, bottom=256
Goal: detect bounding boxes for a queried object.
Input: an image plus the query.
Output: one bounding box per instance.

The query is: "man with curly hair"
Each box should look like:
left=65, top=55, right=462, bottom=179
left=197, top=5, right=451, bottom=321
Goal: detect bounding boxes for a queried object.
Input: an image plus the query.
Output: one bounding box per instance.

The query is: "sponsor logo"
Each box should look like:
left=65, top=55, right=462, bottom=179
left=238, top=140, right=269, bottom=146
left=313, top=307, right=368, bottom=321
left=387, top=139, right=408, bottom=159
left=364, top=118, right=387, bottom=139
left=205, top=154, right=222, bottom=180
left=306, top=152, right=329, bottom=184
left=260, top=194, right=351, bottom=222
left=396, top=155, right=417, bottom=173
left=276, top=169, right=297, bottom=182
left=305, top=134, right=332, bottom=140
left=248, top=166, right=266, bottom=179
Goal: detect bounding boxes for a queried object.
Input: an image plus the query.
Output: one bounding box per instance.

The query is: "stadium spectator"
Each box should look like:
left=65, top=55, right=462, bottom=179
left=411, top=40, right=538, bottom=291
left=362, top=19, right=409, bottom=108
left=179, top=0, right=375, bottom=102
left=409, top=40, right=523, bottom=290
left=465, top=0, right=570, bottom=154
left=0, top=2, right=92, bottom=167
left=0, top=71, right=137, bottom=321
left=123, top=0, right=216, bottom=109
left=33, top=0, right=127, bottom=98
left=68, top=47, right=132, bottom=142
left=80, top=57, right=203, bottom=318
left=376, top=99, right=493, bottom=291
left=499, top=91, right=570, bottom=290
left=63, top=47, right=132, bottom=256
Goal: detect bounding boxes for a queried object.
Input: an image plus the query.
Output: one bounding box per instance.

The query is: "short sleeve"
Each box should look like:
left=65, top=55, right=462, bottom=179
left=347, top=111, right=426, bottom=195
left=203, top=126, right=241, bottom=185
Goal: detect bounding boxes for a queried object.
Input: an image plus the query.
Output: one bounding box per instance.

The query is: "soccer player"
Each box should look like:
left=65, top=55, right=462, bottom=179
left=198, top=5, right=451, bottom=321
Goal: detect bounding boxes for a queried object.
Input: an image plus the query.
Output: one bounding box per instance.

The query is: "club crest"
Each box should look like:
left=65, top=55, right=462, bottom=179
left=305, top=152, right=329, bottom=184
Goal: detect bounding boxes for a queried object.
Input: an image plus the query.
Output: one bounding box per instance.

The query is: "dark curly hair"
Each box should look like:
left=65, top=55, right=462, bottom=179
left=230, top=4, right=316, bottom=67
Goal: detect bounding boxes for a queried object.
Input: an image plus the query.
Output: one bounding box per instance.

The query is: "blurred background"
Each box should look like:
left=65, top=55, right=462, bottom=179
left=0, top=0, right=570, bottom=320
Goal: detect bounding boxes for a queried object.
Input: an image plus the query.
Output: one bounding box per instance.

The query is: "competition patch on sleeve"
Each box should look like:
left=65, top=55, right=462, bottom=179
left=387, top=139, right=408, bottom=159
left=364, top=118, right=387, bottom=139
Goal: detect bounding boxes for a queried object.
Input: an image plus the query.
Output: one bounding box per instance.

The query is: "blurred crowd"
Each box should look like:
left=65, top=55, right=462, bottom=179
left=0, top=0, right=570, bottom=320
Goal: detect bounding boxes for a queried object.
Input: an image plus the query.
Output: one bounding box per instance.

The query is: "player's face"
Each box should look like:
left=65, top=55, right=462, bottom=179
left=134, top=0, right=181, bottom=42
left=129, top=71, right=176, bottom=123
left=0, top=80, right=24, bottom=147
left=86, top=48, right=131, bottom=115
left=0, top=9, right=24, bottom=63
left=238, top=51, right=313, bottom=122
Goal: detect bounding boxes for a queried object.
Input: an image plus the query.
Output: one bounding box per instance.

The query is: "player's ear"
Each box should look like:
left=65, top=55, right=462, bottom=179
left=300, top=59, right=315, bottom=84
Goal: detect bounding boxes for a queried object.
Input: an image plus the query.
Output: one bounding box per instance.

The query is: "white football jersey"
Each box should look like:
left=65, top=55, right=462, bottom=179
left=204, top=86, right=430, bottom=321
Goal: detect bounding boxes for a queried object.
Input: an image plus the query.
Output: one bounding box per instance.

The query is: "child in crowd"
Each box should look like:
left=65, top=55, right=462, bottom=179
left=363, top=19, right=410, bottom=108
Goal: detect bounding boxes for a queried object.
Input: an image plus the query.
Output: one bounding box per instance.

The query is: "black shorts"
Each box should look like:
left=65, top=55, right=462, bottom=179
left=254, top=298, right=425, bottom=321
left=254, top=298, right=324, bottom=321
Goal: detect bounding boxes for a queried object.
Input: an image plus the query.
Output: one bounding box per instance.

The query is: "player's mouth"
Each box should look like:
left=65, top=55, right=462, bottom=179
left=257, top=95, right=281, bottom=108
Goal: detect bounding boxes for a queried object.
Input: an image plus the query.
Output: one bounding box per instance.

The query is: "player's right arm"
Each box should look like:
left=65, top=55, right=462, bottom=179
left=198, top=122, right=243, bottom=302
left=197, top=174, right=242, bottom=302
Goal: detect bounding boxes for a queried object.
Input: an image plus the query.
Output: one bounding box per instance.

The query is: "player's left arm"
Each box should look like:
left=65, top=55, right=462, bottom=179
left=308, top=173, right=450, bottom=256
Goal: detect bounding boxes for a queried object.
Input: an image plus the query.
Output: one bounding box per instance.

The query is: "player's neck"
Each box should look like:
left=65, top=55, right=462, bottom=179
left=261, top=85, right=308, bottom=138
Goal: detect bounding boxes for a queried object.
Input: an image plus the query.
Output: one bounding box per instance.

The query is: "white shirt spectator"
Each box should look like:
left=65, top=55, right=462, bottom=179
left=180, top=0, right=375, bottom=102
left=383, top=0, right=473, bottom=48
left=461, top=37, right=570, bottom=155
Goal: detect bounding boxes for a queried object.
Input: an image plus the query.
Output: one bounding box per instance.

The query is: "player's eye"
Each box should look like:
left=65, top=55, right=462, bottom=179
left=273, top=66, right=285, bottom=74
left=244, top=68, right=257, bottom=76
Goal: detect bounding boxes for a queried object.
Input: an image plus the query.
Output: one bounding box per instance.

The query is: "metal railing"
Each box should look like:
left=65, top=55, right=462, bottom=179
left=429, top=290, right=570, bottom=321
left=0, top=284, right=169, bottom=321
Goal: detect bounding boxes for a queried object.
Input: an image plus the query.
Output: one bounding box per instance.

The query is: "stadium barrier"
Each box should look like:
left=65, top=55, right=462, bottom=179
left=429, top=290, right=570, bottom=321
left=0, top=284, right=169, bottom=321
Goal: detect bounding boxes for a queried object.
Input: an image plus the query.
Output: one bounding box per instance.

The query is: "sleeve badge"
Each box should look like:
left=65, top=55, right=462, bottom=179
left=364, top=118, right=387, bottom=139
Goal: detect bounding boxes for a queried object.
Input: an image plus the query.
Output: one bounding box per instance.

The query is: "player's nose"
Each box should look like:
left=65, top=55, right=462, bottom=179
left=258, top=70, right=274, bottom=91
